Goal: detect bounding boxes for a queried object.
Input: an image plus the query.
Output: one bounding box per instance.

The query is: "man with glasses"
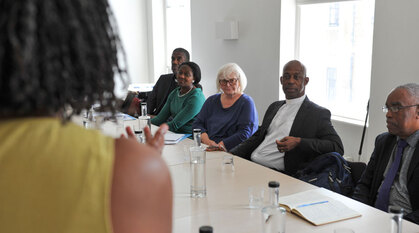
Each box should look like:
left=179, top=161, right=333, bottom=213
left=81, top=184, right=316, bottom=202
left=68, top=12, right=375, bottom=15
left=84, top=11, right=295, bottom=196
left=147, top=48, right=190, bottom=116
left=230, top=60, right=344, bottom=176
left=353, top=83, right=419, bottom=223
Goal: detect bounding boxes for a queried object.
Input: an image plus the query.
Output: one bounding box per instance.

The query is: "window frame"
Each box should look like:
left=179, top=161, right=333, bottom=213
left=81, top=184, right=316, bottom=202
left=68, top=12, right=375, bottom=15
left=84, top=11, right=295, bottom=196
left=291, top=0, right=374, bottom=125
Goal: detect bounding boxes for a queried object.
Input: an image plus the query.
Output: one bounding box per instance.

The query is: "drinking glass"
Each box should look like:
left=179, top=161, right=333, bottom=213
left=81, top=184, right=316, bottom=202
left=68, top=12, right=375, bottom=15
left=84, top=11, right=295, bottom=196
left=261, top=206, right=286, bottom=233
left=248, top=186, right=265, bottom=209
left=190, top=146, right=206, bottom=198
left=389, top=206, right=404, bottom=233
left=221, top=154, right=235, bottom=172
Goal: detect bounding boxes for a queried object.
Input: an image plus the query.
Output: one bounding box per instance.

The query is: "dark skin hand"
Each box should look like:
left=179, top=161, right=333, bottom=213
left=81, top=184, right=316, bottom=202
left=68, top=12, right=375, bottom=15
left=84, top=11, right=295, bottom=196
left=276, top=136, right=301, bottom=153
left=113, top=123, right=172, bottom=233
left=122, top=124, right=168, bottom=154
left=205, top=144, right=226, bottom=152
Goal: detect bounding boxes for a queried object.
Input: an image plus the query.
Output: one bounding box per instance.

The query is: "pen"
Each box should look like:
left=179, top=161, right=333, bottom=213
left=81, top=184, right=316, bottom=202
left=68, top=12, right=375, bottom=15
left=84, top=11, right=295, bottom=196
left=296, top=200, right=328, bottom=208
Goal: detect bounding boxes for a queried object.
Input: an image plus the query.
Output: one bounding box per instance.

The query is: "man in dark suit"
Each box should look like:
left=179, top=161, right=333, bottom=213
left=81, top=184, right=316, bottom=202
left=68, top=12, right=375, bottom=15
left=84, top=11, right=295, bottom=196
left=147, top=48, right=189, bottom=115
left=230, top=60, right=344, bottom=176
left=353, top=83, right=419, bottom=224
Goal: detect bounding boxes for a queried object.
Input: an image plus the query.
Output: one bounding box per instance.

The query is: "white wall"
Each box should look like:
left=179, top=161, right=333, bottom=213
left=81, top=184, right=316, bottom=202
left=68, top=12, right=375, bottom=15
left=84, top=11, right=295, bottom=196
left=191, top=0, right=281, bottom=119
left=362, top=0, right=419, bottom=161
left=190, top=0, right=419, bottom=162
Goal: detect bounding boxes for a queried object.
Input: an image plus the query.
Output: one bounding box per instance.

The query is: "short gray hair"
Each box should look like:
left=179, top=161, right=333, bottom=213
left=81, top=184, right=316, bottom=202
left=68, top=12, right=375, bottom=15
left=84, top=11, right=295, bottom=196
left=396, top=83, right=419, bottom=101
left=216, top=63, right=247, bottom=93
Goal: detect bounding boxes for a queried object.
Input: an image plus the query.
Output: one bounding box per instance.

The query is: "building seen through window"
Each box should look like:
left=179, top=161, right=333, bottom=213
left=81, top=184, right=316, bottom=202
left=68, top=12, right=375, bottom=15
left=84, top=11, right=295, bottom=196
left=297, top=0, right=375, bottom=122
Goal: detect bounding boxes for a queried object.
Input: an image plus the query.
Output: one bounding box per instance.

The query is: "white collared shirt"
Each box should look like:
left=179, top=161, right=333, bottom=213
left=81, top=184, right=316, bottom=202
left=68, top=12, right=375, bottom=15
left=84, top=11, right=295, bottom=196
left=251, top=95, right=306, bottom=170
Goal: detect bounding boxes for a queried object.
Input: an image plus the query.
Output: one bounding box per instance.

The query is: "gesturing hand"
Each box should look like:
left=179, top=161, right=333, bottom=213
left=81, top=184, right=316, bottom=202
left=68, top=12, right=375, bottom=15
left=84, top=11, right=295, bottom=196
left=276, top=136, right=301, bottom=153
left=121, top=126, right=136, bottom=140
left=144, top=124, right=168, bottom=154
left=121, top=124, right=168, bottom=154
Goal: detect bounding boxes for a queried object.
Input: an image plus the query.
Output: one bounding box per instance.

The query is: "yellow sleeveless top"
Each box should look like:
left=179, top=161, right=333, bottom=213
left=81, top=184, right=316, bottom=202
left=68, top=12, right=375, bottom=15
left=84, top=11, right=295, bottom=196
left=0, top=118, right=114, bottom=233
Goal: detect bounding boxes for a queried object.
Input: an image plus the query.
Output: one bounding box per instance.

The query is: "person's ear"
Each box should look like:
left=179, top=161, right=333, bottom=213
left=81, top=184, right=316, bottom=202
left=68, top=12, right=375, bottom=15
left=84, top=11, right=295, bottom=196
left=304, top=77, right=309, bottom=86
left=280, top=76, right=284, bottom=85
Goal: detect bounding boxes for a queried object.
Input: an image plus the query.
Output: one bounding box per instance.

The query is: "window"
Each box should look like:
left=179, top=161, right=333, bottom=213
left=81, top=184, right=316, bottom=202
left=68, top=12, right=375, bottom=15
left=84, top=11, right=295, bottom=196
left=165, top=0, right=191, bottom=71
left=328, top=3, right=339, bottom=27
left=295, top=0, right=375, bottom=122
left=327, top=67, right=337, bottom=100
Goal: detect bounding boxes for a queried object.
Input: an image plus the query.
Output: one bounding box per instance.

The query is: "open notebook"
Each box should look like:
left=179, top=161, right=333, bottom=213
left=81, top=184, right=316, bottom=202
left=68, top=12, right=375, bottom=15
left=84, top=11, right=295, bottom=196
left=279, top=188, right=361, bottom=226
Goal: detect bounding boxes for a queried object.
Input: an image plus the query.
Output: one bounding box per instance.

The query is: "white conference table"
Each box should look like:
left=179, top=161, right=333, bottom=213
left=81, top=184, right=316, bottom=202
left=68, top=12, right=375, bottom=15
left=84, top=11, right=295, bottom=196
left=163, top=137, right=419, bottom=233
left=79, top=117, right=419, bottom=233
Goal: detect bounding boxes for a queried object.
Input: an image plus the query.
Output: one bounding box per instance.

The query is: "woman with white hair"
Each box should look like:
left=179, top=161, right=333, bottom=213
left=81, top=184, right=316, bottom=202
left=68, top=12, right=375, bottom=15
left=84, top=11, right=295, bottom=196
left=193, top=63, right=258, bottom=151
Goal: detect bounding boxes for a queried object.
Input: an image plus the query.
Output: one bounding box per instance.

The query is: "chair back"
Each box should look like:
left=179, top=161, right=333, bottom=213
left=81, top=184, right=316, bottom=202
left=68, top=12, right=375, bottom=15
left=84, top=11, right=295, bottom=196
left=347, top=161, right=367, bottom=184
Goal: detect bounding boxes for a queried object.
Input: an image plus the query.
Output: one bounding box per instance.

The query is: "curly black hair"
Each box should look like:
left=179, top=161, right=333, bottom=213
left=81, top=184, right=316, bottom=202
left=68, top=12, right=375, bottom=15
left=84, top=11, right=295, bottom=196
left=0, top=0, right=128, bottom=119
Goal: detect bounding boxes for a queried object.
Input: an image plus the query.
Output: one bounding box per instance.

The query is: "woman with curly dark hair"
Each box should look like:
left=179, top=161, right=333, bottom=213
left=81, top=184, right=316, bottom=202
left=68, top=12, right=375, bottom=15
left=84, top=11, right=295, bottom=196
left=0, top=1, right=172, bottom=233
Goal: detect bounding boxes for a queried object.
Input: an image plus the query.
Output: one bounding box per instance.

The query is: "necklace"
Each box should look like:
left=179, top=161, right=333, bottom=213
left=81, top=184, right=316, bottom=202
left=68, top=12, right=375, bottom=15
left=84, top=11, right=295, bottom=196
left=178, top=87, right=194, bottom=97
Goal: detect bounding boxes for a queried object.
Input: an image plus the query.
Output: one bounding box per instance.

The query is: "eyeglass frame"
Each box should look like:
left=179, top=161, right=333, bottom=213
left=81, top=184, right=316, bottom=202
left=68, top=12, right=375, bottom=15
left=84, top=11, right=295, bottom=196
left=382, top=104, right=419, bottom=113
left=219, top=78, right=238, bottom=86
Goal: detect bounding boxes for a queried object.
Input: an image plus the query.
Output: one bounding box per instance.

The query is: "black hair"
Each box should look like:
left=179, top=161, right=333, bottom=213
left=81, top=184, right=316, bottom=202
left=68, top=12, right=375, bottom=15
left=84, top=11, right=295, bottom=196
left=0, top=0, right=128, bottom=119
left=179, top=62, right=201, bottom=87
left=173, top=48, right=190, bottom=62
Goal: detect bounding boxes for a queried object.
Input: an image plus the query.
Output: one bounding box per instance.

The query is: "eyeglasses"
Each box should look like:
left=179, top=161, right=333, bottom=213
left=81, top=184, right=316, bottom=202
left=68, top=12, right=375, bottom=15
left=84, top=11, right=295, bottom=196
left=382, top=104, right=419, bottom=113
left=219, top=78, right=238, bottom=86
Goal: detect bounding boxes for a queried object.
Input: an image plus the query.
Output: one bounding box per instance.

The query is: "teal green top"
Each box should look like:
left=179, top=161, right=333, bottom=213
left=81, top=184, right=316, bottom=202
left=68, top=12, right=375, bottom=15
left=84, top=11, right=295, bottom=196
left=151, top=87, right=205, bottom=134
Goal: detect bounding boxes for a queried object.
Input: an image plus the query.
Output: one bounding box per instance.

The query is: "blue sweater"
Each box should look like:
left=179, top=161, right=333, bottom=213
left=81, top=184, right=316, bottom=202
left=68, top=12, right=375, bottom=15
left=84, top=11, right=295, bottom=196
left=192, top=93, right=258, bottom=151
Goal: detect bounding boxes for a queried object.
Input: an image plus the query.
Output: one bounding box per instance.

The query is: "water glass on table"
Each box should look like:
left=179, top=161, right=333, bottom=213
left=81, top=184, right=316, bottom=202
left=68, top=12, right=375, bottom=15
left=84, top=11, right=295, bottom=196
left=221, top=154, right=235, bottom=172
left=389, top=205, right=404, bottom=233
left=248, top=186, right=265, bottom=209
left=261, top=206, right=286, bottom=233
left=190, top=146, right=206, bottom=198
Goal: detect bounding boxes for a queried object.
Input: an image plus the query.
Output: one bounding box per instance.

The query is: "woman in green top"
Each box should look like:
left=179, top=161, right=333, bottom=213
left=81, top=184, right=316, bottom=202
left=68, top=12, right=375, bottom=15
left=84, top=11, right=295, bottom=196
left=151, top=62, right=206, bottom=134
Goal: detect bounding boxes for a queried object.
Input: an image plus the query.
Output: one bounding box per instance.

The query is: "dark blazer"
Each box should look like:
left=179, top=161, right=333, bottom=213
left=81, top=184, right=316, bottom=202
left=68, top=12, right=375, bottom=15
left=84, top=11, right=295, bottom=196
left=230, top=96, right=344, bottom=176
left=352, top=132, right=419, bottom=224
left=147, top=74, right=178, bottom=115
